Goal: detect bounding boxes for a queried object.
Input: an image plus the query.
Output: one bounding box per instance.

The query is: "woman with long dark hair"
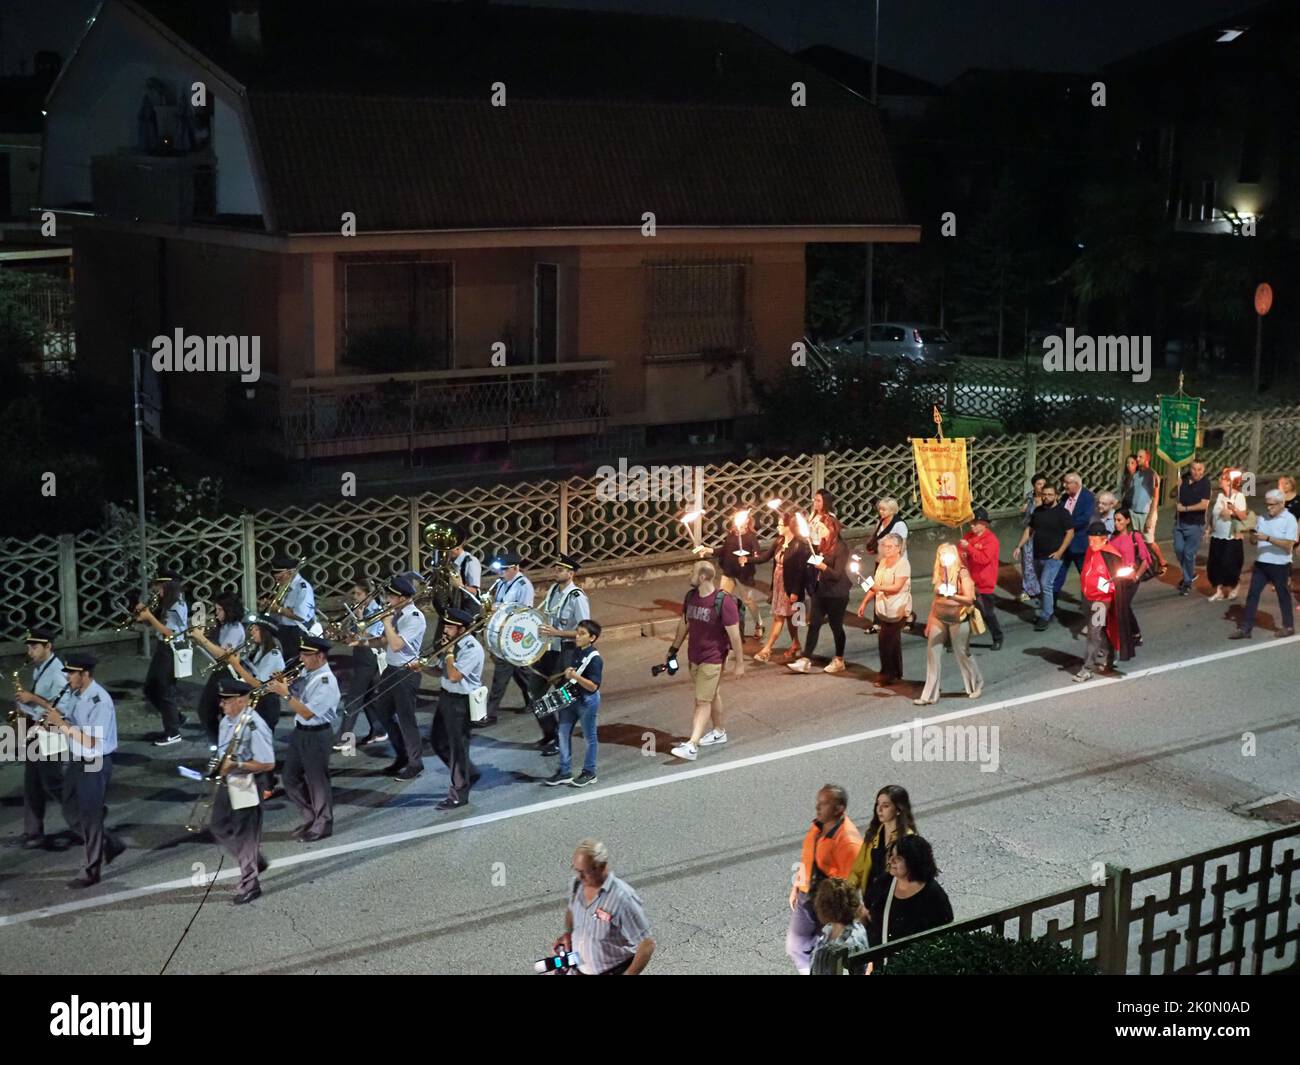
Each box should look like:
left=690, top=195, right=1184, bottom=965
left=1109, top=508, right=1151, bottom=652
left=848, top=784, right=917, bottom=906
left=228, top=614, right=286, bottom=800
left=705, top=510, right=763, bottom=639
left=133, top=567, right=190, bottom=746
left=189, top=592, right=246, bottom=743
left=752, top=510, right=810, bottom=663
left=788, top=514, right=852, bottom=675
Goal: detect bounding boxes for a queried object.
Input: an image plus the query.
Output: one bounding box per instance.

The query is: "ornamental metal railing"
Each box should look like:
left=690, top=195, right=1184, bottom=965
left=2, top=404, right=1299, bottom=652
left=850, top=823, right=1300, bottom=975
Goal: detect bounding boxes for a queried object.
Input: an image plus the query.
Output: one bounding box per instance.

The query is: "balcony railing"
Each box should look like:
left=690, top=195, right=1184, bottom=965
left=275, top=360, right=611, bottom=458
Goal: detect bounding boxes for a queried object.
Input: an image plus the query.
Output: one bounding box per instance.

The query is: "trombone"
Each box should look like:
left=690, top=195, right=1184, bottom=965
left=114, top=591, right=160, bottom=632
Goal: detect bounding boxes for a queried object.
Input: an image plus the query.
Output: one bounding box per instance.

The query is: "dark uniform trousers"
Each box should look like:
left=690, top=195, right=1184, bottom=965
left=279, top=625, right=303, bottom=665
left=487, top=652, right=533, bottom=717
left=62, top=755, right=123, bottom=879
left=283, top=725, right=334, bottom=834
left=431, top=691, right=477, bottom=804
left=527, top=645, right=575, bottom=743
left=23, top=756, right=67, bottom=838
left=379, top=668, right=424, bottom=770
left=144, top=642, right=182, bottom=736
left=198, top=672, right=222, bottom=743
left=337, top=647, right=382, bottom=740
left=209, top=783, right=265, bottom=894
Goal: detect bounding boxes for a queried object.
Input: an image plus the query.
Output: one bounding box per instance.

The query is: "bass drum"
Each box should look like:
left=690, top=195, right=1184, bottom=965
left=485, top=605, right=547, bottom=667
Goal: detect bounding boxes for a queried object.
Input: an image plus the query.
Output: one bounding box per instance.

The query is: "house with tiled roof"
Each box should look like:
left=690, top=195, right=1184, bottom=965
left=39, top=0, right=917, bottom=467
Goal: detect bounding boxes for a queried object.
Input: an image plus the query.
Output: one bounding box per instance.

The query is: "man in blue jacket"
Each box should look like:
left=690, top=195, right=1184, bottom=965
left=1052, top=472, right=1095, bottom=602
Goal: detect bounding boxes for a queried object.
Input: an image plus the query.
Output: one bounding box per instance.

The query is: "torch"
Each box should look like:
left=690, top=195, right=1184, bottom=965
left=936, top=545, right=959, bottom=598
left=680, top=508, right=706, bottom=552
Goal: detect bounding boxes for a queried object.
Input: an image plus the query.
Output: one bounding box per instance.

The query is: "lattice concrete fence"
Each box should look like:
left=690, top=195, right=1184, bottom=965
left=3, top=406, right=1299, bottom=654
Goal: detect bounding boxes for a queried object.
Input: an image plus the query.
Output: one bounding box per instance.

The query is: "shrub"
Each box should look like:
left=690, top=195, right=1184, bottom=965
left=880, top=929, right=1099, bottom=975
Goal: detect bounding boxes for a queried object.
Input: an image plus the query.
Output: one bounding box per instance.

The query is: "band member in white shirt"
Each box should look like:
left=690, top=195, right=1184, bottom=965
left=426, top=607, right=485, bottom=810
left=267, top=634, right=339, bottom=842
left=131, top=565, right=189, bottom=746
left=208, top=677, right=276, bottom=904
left=375, top=575, right=428, bottom=780
left=532, top=553, right=591, bottom=755
left=263, top=552, right=315, bottom=664
left=9, top=627, right=72, bottom=849
left=478, top=549, right=535, bottom=728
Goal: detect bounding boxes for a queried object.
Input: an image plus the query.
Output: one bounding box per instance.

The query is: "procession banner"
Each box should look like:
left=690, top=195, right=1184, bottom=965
left=912, top=437, right=974, bottom=527
left=1156, top=395, right=1201, bottom=465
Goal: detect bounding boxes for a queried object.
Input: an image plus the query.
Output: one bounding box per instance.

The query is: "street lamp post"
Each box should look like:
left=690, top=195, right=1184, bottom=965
left=865, top=0, right=879, bottom=349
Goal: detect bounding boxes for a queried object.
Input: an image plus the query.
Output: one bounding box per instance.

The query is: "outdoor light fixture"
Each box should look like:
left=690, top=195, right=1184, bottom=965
left=1216, top=28, right=1246, bottom=43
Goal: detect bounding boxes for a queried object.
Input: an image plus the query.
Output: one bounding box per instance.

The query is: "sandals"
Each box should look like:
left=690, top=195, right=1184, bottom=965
left=753, top=648, right=772, bottom=663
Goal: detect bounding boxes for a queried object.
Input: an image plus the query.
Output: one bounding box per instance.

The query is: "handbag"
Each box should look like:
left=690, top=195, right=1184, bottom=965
left=1132, top=533, right=1156, bottom=583
left=962, top=604, right=987, bottom=634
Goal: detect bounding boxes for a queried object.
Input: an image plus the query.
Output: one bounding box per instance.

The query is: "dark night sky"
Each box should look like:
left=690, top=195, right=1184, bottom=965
left=0, top=0, right=1262, bottom=82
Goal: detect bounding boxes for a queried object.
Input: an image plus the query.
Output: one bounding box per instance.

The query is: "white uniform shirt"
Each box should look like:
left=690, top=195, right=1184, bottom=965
left=386, top=603, right=428, bottom=667
left=290, top=663, right=340, bottom=726
left=280, top=575, right=315, bottom=631
left=217, top=708, right=276, bottom=766
left=542, top=582, right=591, bottom=652
left=248, top=646, right=286, bottom=684
left=440, top=634, right=485, bottom=694
left=64, top=680, right=118, bottom=760
left=492, top=573, right=535, bottom=609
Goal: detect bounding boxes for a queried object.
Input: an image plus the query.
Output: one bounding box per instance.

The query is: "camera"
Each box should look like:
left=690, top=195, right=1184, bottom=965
left=534, top=950, right=582, bottom=974
left=651, top=650, right=680, bottom=677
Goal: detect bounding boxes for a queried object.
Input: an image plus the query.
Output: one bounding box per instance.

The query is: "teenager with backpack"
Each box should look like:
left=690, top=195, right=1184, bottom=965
left=668, top=561, right=745, bottom=762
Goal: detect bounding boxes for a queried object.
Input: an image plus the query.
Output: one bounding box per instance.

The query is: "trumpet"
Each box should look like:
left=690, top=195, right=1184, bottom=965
left=248, top=660, right=307, bottom=704
left=194, top=627, right=256, bottom=678
left=114, top=591, right=160, bottom=631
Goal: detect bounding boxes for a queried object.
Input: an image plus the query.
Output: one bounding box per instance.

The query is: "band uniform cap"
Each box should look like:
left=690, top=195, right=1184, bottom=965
left=63, top=652, right=97, bottom=672
left=246, top=612, right=280, bottom=635
left=217, top=677, right=253, bottom=698
left=557, top=553, right=581, bottom=571
left=444, top=607, right=476, bottom=627
left=387, top=575, right=417, bottom=597
left=152, top=565, right=182, bottom=581
left=24, top=627, right=56, bottom=644
left=270, top=552, right=300, bottom=570
left=972, top=507, right=991, bottom=524
left=497, top=549, right=520, bottom=567
left=1087, top=521, right=1109, bottom=537
left=299, top=634, right=332, bottom=653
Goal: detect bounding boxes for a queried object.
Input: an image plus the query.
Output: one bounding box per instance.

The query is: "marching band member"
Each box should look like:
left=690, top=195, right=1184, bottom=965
left=267, top=634, right=339, bottom=841
left=10, top=628, right=72, bottom=849
left=544, top=619, right=603, bottom=788
left=531, top=553, right=590, bottom=755
left=427, top=607, right=484, bottom=810
left=191, top=592, right=246, bottom=743
left=226, top=614, right=286, bottom=799
left=448, top=536, right=483, bottom=613
left=479, top=549, right=535, bottom=728
left=262, top=553, right=315, bottom=664
left=335, top=578, right=389, bottom=752
left=209, top=677, right=275, bottom=905
left=132, top=566, right=189, bottom=747
left=375, top=575, right=428, bottom=780
left=41, top=653, right=127, bottom=887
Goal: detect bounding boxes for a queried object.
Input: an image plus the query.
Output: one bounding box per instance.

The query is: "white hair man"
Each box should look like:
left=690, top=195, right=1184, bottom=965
left=554, top=839, right=655, bottom=975
left=1229, top=489, right=1297, bottom=639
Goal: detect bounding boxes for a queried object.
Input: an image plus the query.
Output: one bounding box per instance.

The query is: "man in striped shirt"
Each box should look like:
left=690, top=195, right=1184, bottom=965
left=555, top=839, right=655, bottom=975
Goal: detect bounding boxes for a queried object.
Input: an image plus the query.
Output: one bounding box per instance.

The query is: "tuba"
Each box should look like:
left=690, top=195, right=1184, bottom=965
left=422, top=519, right=465, bottom=613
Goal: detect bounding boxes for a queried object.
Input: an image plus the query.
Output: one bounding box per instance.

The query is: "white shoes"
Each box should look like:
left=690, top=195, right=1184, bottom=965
left=787, top=658, right=812, bottom=673
left=670, top=742, right=699, bottom=761
left=1208, top=590, right=1224, bottom=602
left=697, top=729, right=728, bottom=747
left=823, top=658, right=846, bottom=674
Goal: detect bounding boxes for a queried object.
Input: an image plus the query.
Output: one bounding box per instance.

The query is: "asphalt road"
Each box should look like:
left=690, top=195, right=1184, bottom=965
left=2, top=570, right=1298, bottom=974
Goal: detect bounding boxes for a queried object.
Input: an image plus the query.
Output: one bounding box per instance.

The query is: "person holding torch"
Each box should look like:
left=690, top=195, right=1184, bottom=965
left=697, top=508, right=763, bottom=639
left=1074, top=522, right=1126, bottom=682
left=913, top=543, right=981, bottom=705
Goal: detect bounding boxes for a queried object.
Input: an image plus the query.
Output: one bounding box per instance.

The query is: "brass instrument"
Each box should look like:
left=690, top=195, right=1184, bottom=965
left=6, top=669, right=24, bottom=728
left=196, top=626, right=256, bottom=678
left=422, top=519, right=465, bottom=612
left=186, top=706, right=255, bottom=833
left=114, top=591, right=160, bottom=632
left=261, top=557, right=304, bottom=615
left=248, top=660, right=307, bottom=704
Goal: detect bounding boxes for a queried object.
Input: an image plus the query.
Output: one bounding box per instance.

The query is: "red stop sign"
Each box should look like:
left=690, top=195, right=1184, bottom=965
left=1255, top=282, right=1273, bottom=316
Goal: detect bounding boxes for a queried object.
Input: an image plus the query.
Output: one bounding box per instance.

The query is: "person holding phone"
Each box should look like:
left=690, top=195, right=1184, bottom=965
left=555, top=839, right=654, bottom=975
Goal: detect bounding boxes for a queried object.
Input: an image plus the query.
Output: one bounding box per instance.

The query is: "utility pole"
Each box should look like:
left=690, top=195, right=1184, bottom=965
left=864, top=0, right=880, bottom=346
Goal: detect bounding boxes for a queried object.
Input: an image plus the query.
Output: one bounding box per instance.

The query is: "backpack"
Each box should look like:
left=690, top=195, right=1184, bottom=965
left=684, top=588, right=745, bottom=634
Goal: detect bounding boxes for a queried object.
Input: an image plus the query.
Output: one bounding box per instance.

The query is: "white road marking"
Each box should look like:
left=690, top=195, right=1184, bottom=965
left=2, top=634, right=1297, bottom=929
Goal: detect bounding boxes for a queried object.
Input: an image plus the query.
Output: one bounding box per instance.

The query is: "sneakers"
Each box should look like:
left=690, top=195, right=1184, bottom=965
left=153, top=734, right=182, bottom=747
left=697, top=729, right=728, bottom=747
left=1228, top=628, right=1251, bottom=640
left=1072, top=669, right=1094, bottom=683
left=1275, top=627, right=1295, bottom=638
left=1018, top=592, right=1034, bottom=604
left=570, top=771, right=598, bottom=788
left=670, top=742, right=699, bottom=761
left=1032, top=618, right=1050, bottom=632
left=822, top=658, right=846, bottom=674
left=786, top=658, right=812, bottom=674
left=543, top=769, right=574, bottom=787
left=361, top=732, right=389, bottom=746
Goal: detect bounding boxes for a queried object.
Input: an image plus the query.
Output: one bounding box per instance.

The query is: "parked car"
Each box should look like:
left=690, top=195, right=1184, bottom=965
left=827, top=322, right=960, bottom=367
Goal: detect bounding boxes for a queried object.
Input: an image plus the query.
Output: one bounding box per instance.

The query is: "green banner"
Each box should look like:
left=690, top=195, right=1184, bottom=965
left=1157, top=395, right=1201, bottom=465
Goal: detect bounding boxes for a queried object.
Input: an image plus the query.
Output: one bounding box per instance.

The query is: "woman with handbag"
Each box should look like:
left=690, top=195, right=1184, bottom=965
left=863, top=835, right=954, bottom=970
left=1208, top=470, right=1250, bottom=601
left=1109, top=509, right=1152, bottom=649
left=913, top=543, right=982, bottom=705
left=855, top=532, right=910, bottom=684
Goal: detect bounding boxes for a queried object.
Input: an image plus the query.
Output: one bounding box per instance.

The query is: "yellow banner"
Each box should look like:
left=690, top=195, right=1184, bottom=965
left=912, top=437, right=974, bottom=527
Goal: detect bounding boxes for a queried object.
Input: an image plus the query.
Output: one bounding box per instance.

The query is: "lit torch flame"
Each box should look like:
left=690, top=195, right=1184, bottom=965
left=794, top=512, right=810, bottom=539
left=1117, top=566, right=1134, bottom=578
left=766, top=498, right=782, bottom=510
left=680, top=509, right=704, bottom=526
left=733, top=509, right=750, bottom=532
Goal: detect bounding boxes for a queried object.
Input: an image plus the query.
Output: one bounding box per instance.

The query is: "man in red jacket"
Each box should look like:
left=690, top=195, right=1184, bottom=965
left=1076, top=521, right=1124, bottom=682
left=960, top=507, right=1003, bottom=650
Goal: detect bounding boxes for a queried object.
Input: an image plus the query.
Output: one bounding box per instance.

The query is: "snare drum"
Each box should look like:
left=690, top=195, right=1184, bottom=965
left=485, top=605, right=547, bottom=667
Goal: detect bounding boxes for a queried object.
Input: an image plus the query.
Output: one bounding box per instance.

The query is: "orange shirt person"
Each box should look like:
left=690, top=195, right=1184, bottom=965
left=786, top=785, right=864, bottom=974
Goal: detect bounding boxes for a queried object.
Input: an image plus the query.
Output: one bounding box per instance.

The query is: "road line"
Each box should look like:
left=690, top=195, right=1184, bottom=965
left=2, top=634, right=1296, bottom=929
